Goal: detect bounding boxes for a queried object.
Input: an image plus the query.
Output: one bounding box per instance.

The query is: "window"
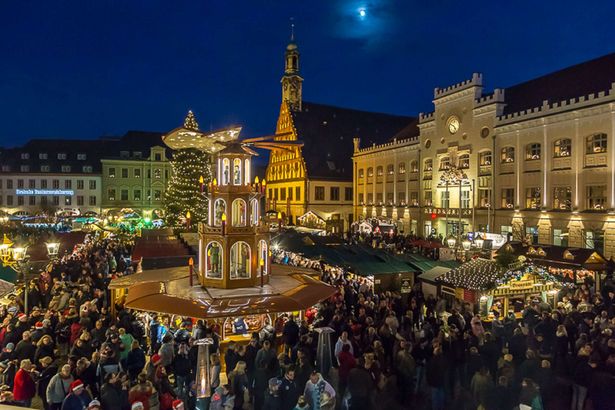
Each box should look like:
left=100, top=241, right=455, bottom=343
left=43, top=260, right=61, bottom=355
left=358, top=169, right=364, bottom=178
left=205, top=242, right=223, bottom=279
left=584, top=230, right=604, bottom=253
left=233, top=158, right=242, bottom=185
left=28, top=196, right=35, bottom=206
left=121, top=168, right=128, bottom=178
left=17, top=179, right=24, bottom=188
left=553, top=229, right=568, bottom=247
left=330, top=187, right=340, bottom=201
left=280, top=188, right=286, bottom=201
left=295, top=187, right=301, bottom=201
left=500, top=147, right=515, bottom=163
left=460, top=190, right=470, bottom=208
left=287, top=187, right=293, bottom=201
left=133, top=152, right=142, bottom=159
left=82, top=166, right=93, bottom=173
left=398, top=192, right=405, bottom=205
left=424, top=159, right=433, bottom=171
left=525, top=187, right=541, bottom=209
left=440, top=191, right=449, bottom=208
left=376, top=193, right=383, bottom=204
left=108, top=168, right=116, bottom=178
left=146, top=190, right=151, bottom=200
left=410, top=161, right=418, bottom=173
left=315, top=186, right=325, bottom=200
left=526, top=143, right=541, bottom=160
left=458, top=154, right=470, bottom=169
left=89, top=196, right=96, bottom=206
left=230, top=242, right=251, bottom=279
left=20, top=165, right=30, bottom=172
left=147, top=169, right=151, bottom=179
left=410, top=192, right=419, bottom=206
left=553, top=186, right=571, bottom=210
left=587, top=185, right=606, bottom=210
left=376, top=166, right=383, bottom=177
left=28, top=179, right=35, bottom=189
left=17, top=197, right=24, bottom=206
left=358, top=193, right=364, bottom=204
left=134, top=189, right=141, bottom=201
left=154, top=190, right=161, bottom=201
left=108, top=189, right=116, bottom=201
left=38, top=153, right=47, bottom=160
left=40, top=165, right=50, bottom=172
left=89, top=180, right=96, bottom=190
left=6, top=196, right=13, bottom=206
left=134, top=169, right=141, bottom=178
left=479, top=189, right=490, bottom=208
left=65, top=180, right=72, bottom=189
left=273, top=188, right=278, bottom=200
left=76, top=180, right=83, bottom=190
left=367, top=167, right=374, bottom=177
left=367, top=193, right=374, bottom=204
left=57, top=153, right=67, bottom=160
left=232, top=199, right=247, bottom=227
left=501, top=188, right=514, bottom=208
left=61, top=165, right=71, bottom=173
left=154, top=169, right=161, bottom=179
left=479, top=151, right=492, bottom=166
left=40, top=196, right=47, bottom=205
left=439, top=157, right=450, bottom=170
left=52, top=196, right=59, bottom=206
left=154, top=153, right=162, bottom=161
left=20, top=153, right=29, bottom=160
left=7, top=179, right=14, bottom=189
left=77, top=196, right=84, bottom=206
left=1, top=165, right=10, bottom=172
left=121, top=189, right=128, bottom=201
left=120, top=151, right=129, bottom=159
left=554, top=139, right=571, bottom=157
left=40, top=180, right=47, bottom=189
left=250, top=198, right=259, bottom=226
left=213, top=199, right=226, bottom=226
left=345, top=187, right=352, bottom=201
left=77, top=153, right=87, bottom=160
left=64, top=196, right=71, bottom=206
left=398, top=162, right=406, bottom=174
left=386, top=164, right=394, bottom=175
left=386, top=192, right=394, bottom=204
left=424, top=191, right=433, bottom=206
left=52, top=179, right=59, bottom=189
left=586, top=133, right=607, bottom=154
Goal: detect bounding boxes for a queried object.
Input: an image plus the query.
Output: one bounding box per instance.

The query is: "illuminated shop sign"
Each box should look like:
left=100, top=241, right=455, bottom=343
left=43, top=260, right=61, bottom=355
left=15, top=189, right=74, bottom=196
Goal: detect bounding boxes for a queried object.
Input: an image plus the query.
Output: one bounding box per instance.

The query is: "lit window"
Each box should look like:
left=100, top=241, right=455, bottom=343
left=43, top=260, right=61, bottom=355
left=424, top=159, right=433, bottom=171
left=230, top=241, right=251, bottom=279
left=376, top=166, right=383, bottom=177
left=386, top=164, right=394, bottom=175
left=553, top=186, right=571, bottom=210
left=586, top=133, right=607, bottom=154
left=205, top=242, right=223, bottom=279
left=367, top=167, right=373, bottom=177
left=358, top=169, right=364, bottom=178
left=231, top=198, right=247, bottom=227
left=20, top=153, right=29, bottom=160
left=439, top=157, right=450, bottom=170
left=553, top=139, right=571, bottom=157
left=587, top=185, right=606, bottom=210
left=458, top=154, right=470, bottom=169
left=398, top=163, right=406, bottom=174
left=525, top=187, right=541, bottom=209
left=479, top=151, right=492, bottom=166
left=500, top=147, right=515, bottom=163
left=525, top=143, right=541, bottom=160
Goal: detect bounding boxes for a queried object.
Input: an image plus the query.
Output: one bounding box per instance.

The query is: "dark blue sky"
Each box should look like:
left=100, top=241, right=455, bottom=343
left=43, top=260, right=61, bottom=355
left=1, top=0, right=614, bottom=146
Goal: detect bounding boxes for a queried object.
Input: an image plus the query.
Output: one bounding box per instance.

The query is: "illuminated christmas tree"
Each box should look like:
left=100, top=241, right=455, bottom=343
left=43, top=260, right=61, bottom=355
left=163, top=148, right=211, bottom=227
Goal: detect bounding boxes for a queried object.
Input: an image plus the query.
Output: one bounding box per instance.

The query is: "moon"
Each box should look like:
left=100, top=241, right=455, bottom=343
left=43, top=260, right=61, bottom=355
left=358, top=8, right=367, bottom=18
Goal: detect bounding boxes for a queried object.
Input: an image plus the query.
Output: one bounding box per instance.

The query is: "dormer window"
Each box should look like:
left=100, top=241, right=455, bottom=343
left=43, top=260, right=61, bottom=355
left=77, top=153, right=87, bottom=160
left=57, top=153, right=67, bottom=160
left=20, top=153, right=29, bottom=160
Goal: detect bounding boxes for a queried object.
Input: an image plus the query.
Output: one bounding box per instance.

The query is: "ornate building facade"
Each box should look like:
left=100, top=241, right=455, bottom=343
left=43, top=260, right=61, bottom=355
left=266, top=38, right=414, bottom=232
left=353, top=53, right=615, bottom=257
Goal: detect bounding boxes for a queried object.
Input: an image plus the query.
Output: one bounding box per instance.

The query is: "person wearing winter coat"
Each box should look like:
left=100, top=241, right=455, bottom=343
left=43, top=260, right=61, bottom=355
left=126, top=340, right=147, bottom=381
left=279, top=367, right=300, bottom=410
left=13, top=359, right=36, bottom=407
left=61, top=379, right=92, bottom=410
left=37, top=356, right=57, bottom=410
left=14, top=331, right=36, bottom=363
left=101, top=372, right=130, bottom=410
left=333, top=331, right=353, bottom=365
left=303, top=372, right=335, bottom=410
left=47, top=364, right=75, bottom=410
left=209, top=384, right=234, bottom=410
left=158, top=334, right=175, bottom=369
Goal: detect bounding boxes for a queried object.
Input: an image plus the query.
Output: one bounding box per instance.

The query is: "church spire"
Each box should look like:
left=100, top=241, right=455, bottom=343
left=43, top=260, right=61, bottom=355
left=281, top=21, right=303, bottom=111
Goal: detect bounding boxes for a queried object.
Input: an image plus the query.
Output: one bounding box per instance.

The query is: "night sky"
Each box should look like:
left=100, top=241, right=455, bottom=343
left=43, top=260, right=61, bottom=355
left=1, top=0, right=614, bottom=146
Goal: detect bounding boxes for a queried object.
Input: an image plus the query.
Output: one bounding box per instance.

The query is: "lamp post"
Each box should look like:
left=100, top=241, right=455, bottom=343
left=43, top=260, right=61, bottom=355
left=194, top=337, right=214, bottom=410
left=440, top=165, right=468, bottom=257
left=12, top=245, right=30, bottom=315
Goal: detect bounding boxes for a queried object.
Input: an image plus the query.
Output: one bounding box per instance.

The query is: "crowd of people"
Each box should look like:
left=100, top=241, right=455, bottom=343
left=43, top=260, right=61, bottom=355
left=0, top=227, right=614, bottom=410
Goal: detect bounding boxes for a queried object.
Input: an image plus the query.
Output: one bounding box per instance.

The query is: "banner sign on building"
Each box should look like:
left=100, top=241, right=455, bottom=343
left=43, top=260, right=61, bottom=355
left=15, top=189, right=74, bottom=196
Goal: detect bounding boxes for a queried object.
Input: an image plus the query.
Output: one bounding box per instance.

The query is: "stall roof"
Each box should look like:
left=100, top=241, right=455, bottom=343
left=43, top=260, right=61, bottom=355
left=501, top=242, right=607, bottom=269
left=436, top=258, right=506, bottom=290
left=398, top=253, right=460, bottom=272
left=418, top=266, right=452, bottom=283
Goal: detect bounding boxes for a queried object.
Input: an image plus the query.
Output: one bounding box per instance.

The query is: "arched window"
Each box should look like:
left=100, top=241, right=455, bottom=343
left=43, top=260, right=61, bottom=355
left=410, top=160, right=418, bottom=173
left=358, top=169, right=364, bottom=178
left=222, top=158, right=230, bottom=185
left=250, top=198, right=259, bottom=226
left=244, top=158, right=251, bottom=185
left=553, top=139, right=571, bottom=157
left=458, top=154, right=470, bottom=169
left=367, top=167, right=374, bottom=177
left=525, top=143, right=541, bottom=160
left=232, top=198, right=247, bottom=227
left=258, top=240, right=268, bottom=276
left=376, top=166, right=383, bottom=177
left=479, top=151, right=492, bottom=166
left=398, top=162, right=406, bottom=174
left=233, top=158, right=242, bottom=185
left=424, top=159, right=433, bottom=171
left=230, top=241, right=251, bottom=279
left=500, top=147, right=515, bottom=163
left=586, top=133, right=607, bottom=154
left=386, top=164, right=394, bottom=175
left=213, top=199, right=226, bottom=226
left=205, top=241, right=223, bottom=279
left=439, top=157, right=450, bottom=170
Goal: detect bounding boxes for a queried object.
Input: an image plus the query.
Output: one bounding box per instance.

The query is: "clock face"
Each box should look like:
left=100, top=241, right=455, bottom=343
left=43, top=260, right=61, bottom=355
left=447, top=116, right=460, bottom=134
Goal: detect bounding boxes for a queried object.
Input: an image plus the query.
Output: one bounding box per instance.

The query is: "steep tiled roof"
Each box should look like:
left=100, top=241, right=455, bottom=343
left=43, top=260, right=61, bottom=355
left=291, top=102, right=416, bottom=180
left=503, top=52, right=615, bottom=115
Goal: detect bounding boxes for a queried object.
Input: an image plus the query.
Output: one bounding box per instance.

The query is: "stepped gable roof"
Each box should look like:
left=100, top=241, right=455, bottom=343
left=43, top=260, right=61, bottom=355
left=503, top=52, right=615, bottom=115
left=291, top=102, right=415, bottom=180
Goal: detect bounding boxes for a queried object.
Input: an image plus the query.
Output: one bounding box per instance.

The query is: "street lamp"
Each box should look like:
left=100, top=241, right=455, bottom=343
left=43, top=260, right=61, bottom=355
left=446, top=235, right=457, bottom=248
left=461, top=238, right=472, bottom=251
left=45, top=241, right=60, bottom=258
left=474, top=233, right=484, bottom=249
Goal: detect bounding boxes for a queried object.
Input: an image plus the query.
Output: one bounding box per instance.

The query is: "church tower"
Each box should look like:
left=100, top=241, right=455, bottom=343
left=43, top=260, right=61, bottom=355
left=281, top=26, right=303, bottom=111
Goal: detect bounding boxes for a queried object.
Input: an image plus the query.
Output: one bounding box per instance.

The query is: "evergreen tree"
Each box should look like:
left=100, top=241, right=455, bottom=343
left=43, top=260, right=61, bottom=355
left=163, top=148, right=210, bottom=227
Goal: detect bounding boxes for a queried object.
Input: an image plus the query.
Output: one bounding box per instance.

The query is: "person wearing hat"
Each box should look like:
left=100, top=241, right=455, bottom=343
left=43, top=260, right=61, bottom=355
left=131, top=401, right=144, bottom=410
left=61, top=379, right=91, bottom=410
left=47, top=364, right=74, bottom=410
left=172, top=399, right=184, bottom=410
left=0, top=342, right=16, bottom=362
left=13, top=359, right=36, bottom=407
left=87, top=399, right=101, bottom=410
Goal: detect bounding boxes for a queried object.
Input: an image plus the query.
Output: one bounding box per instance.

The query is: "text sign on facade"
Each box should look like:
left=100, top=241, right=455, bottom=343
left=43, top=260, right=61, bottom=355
left=15, top=189, right=74, bottom=196
left=423, top=207, right=473, bottom=217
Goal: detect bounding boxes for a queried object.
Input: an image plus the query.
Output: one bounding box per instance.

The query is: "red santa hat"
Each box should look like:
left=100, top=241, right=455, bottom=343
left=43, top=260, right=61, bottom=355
left=35, top=322, right=44, bottom=329
left=70, top=379, right=84, bottom=392
left=131, top=402, right=144, bottom=410
left=17, top=313, right=27, bottom=321
left=172, top=399, right=184, bottom=410
left=151, top=353, right=161, bottom=366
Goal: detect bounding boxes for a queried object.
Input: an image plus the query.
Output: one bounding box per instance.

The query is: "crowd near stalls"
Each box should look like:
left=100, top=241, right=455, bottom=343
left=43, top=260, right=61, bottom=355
left=0, top=228, right=615, bottom=410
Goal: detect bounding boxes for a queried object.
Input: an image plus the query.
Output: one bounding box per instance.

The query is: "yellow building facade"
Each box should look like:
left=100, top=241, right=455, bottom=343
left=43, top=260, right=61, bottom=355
left=353, top=53, right=615, bottom=257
